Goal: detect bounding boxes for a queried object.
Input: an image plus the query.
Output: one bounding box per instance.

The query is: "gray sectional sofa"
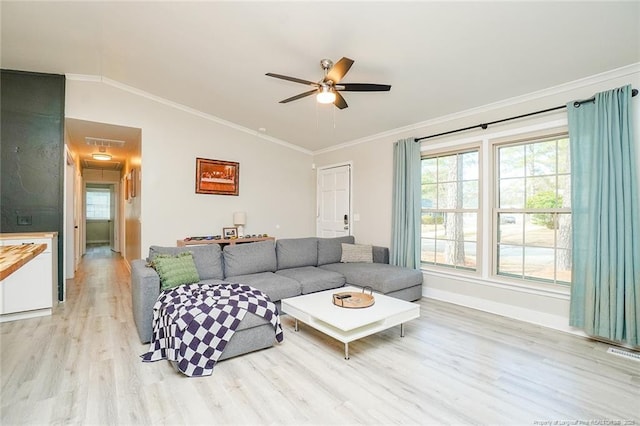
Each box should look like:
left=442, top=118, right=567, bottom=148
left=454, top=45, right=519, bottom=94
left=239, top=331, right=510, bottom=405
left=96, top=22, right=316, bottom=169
left=131, top=236, right=423, bottom=361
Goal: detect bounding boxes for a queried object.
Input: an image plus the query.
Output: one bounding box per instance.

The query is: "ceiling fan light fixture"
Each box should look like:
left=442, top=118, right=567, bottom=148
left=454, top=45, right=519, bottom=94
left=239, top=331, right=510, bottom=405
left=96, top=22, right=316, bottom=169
left=316, top=86, right=336, bottom=104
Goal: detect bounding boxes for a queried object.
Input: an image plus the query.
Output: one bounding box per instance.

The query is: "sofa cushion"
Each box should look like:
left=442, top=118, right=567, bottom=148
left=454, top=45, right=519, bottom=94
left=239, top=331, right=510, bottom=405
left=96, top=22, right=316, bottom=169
left=151, top=252, right=200, bottom=290
left=372, top=246, right=390, bottom=264
left=276, top=237, right=318, bottom=269
left=198, top=278, right=227, bottom=286
left=225, top=272, right=301, bottom=302
left=276, top=266, right=345, bottom=294
left=341, top=243, right=373, bottom=263
left=319, top=262, right=423, bottom=294
left=149, top=244, right=224, bottom=280
left=317, top=236, right=355, bottom=266
left=223, top=240, right=277, bottom=277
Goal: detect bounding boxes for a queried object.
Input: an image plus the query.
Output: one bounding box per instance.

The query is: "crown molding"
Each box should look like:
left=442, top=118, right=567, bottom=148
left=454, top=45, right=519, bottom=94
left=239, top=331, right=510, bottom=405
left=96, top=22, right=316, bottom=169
left=65, top=73, right=101, bottom=82
left=314, top=62, right=640, bottom=155
left=65, top=73, right=313, bottom=156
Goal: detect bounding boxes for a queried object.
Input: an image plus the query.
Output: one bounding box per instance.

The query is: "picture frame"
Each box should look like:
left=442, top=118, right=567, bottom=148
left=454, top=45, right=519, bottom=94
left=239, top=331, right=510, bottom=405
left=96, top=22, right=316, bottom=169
left=196, top=158, right=239, bottom=196
left=129, top=168, right=137, bottom=198
left=222, top=227, right=238, bottom=239
left=125, top=173, right=130, bottom=201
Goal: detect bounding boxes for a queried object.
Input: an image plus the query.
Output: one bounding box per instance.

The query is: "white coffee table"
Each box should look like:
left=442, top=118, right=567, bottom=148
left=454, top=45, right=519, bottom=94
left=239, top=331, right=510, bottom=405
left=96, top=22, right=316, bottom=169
left=281, top=286, right=420, bottom=359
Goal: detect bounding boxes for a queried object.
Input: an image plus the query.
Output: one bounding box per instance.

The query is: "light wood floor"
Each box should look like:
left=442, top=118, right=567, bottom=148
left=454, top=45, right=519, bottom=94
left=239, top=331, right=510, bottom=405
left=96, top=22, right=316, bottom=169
left=1, top=247, right=639, bottom=425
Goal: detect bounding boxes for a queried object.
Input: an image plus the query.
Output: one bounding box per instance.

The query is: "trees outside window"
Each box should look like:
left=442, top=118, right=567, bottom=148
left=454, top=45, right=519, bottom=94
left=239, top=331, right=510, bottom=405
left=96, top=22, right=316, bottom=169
left=421, top=149, right=479, bottom=271
left=420, top=132, right=571, bottom=287
left=496, top=136, right=571, bottom=284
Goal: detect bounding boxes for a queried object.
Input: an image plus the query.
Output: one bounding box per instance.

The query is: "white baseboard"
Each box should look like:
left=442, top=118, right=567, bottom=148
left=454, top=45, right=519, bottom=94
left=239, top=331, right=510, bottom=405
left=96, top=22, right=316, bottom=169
left=423, top=286, right=588, bottom=338
left=0, top=308, right=52, bottom=323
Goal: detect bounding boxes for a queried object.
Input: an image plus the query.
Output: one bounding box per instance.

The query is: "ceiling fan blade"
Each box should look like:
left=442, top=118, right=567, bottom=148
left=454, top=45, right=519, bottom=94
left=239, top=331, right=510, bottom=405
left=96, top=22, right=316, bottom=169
left=326, top=57, right=354, bottom=83
left=334, top=91, right=348, bottom=109
left=266, top=73, right=318, bottom=86
left=339, top=83, right=391, bottom=92
left=279, top=89, right=318, bottom=104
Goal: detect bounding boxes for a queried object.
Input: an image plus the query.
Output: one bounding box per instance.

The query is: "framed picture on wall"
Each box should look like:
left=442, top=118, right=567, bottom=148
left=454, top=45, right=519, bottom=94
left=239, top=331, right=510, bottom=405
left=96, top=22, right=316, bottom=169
left=130, top=168, right=137, bottom=198
left=196, top=158, right=239, bottom=195
left=125, top=173, right=130, bottom=201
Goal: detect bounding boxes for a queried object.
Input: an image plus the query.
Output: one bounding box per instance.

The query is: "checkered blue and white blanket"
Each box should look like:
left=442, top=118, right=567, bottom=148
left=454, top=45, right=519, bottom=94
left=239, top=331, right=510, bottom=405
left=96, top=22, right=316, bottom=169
left=141, top=282, right=283, bottom=377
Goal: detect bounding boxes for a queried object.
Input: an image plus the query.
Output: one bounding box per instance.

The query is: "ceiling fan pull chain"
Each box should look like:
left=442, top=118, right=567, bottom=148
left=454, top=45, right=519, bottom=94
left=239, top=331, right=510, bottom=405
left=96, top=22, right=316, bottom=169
left=333, top=105, right=337, bottom=129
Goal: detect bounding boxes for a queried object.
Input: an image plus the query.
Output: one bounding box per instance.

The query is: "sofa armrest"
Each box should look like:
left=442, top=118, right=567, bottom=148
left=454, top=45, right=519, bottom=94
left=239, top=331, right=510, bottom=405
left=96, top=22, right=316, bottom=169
left=372, top=246, right=389, bottom=264
left=131, top=259, right=160, bottom=344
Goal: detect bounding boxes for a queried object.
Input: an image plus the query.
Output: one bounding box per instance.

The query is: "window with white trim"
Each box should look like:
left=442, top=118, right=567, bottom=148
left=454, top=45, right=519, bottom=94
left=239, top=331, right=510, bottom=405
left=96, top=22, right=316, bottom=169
left=421, top=148, right=480, bottom=271
left=420, top=129, right=572, bottom=287
left=86, top=188, right=111, bottom=220
left=495, top=135, right=571, bottom=284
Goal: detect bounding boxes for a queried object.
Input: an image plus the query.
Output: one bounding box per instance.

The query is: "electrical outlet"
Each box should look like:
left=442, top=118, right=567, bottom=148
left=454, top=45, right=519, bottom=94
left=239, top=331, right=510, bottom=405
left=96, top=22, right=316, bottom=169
left=17, top=215, right=32, bottom=226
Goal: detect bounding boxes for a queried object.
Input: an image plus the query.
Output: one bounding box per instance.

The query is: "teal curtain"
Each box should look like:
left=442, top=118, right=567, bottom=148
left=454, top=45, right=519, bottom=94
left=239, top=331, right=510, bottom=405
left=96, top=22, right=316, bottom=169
left=567, top=84, right=639, bottom=347
left=391, top=137, right=421, bottom=268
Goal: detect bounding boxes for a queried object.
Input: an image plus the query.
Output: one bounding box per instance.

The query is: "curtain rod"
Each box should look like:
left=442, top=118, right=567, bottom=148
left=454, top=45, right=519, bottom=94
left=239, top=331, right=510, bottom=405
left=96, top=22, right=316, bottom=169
left=415, top=88, right=638, bottom=142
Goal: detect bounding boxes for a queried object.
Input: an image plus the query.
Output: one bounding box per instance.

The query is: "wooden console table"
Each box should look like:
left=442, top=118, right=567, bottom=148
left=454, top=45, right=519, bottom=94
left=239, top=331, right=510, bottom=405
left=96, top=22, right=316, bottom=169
left=177, top=236, right=274, bottom=247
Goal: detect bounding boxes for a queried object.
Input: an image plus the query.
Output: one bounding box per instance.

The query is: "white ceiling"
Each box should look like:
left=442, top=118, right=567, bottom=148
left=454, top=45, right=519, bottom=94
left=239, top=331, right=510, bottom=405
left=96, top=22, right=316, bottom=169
left=2, top=1, right=639, bottom=155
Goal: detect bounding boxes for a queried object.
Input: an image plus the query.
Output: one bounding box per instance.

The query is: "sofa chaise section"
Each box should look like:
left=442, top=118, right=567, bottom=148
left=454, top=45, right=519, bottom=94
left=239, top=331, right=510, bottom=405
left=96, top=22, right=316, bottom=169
left=131, top=243, right=279, bottom=360
left=316, top=236, right=423, bottom=302
left=318, top=262, right=423, bottom=301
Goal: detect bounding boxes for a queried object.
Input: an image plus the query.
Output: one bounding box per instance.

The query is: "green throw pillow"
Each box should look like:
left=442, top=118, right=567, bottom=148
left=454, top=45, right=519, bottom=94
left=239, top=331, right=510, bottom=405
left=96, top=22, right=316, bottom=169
left=151, top=252, right=200, bottom=290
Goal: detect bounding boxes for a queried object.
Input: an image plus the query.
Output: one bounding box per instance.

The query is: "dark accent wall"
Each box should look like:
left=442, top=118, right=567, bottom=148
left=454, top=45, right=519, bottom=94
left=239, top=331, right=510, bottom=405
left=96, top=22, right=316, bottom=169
left=1, top=69, right=65, bottom=300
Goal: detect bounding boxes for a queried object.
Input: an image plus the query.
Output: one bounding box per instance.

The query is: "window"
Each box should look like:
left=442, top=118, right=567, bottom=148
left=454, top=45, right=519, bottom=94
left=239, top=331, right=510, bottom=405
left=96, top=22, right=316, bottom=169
left=495, top=136, right=571, bottom=284
left=421, top=148, right=479, bottom=271
left=86, top=188, right=111, bottom=220
left=420, top=128, right=572, bottom=287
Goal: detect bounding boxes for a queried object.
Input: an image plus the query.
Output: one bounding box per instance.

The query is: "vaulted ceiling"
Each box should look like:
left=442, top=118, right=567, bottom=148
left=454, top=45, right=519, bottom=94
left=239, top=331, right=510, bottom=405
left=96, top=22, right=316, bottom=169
left=2, top=1, right=639, bottom=154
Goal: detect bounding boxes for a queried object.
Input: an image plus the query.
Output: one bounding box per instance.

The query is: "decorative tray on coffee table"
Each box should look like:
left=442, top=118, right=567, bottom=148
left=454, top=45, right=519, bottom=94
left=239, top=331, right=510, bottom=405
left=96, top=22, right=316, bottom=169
left=332, top=287, right=375, bottom=309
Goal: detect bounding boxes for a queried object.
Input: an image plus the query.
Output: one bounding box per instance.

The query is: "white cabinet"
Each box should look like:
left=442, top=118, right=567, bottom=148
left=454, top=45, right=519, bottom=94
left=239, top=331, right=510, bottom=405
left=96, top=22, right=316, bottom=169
left=0, top=233, right=58, bottom=322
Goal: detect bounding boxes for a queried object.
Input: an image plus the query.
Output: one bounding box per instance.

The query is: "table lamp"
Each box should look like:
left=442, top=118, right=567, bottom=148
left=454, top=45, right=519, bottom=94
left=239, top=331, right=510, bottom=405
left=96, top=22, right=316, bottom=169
left=233, top=211, right=246, bottom=237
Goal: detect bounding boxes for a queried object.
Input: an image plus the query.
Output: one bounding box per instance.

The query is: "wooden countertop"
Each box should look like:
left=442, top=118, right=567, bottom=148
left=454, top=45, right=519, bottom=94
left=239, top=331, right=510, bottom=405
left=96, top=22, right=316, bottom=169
left=0, top=244, right=47, bottom=281
left=0, top=232, right=58, bottom=241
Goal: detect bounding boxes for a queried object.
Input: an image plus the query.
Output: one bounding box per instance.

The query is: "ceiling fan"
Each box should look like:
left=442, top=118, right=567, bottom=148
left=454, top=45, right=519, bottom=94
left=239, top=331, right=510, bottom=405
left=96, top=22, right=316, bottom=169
left=266, top=57, right=391, bottom=109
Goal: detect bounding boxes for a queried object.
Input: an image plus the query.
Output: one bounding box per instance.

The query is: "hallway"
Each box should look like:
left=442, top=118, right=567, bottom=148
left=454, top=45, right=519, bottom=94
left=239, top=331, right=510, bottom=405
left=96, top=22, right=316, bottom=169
left=84, top=243, right=118, bottom=259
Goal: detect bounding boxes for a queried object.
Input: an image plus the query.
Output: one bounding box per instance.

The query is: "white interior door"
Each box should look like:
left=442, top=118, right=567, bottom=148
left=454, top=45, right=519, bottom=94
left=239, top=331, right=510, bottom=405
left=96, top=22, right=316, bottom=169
left=75, top=174, right=83, bottom=263
left=109, top=183, right=120, bottom=252
left=316, top=164, right=352, bottom=237
left=62, top=148, right=74, bottom=302
left=64, top=153, right=75, bottom=281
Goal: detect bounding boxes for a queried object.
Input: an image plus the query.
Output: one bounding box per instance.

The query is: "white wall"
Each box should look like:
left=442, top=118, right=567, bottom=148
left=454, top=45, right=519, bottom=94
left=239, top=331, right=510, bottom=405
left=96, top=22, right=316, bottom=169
left=313, top=64, right=640, bottom=335
left=65, top=78, right=316, bottom=253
